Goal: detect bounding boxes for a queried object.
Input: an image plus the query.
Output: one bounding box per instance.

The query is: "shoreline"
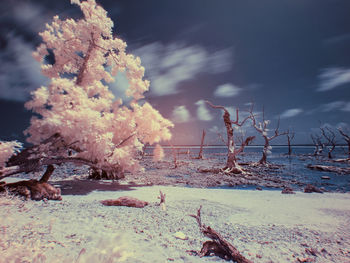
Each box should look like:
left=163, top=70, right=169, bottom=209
left=1, top=186, right=350, bottom=262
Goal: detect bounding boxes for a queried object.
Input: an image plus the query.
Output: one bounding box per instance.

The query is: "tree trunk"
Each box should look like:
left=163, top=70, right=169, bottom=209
left=197, top=129, right=206, bottom=159
left=76, top=41, right=94, bottom=86
left=328, top=145, right=335, bottom=159
left=39, top=164, right=55, bottom=183
left=223, top=111, right=238, bottom=169
left=259, top=138, right=269, bottom=165
left=89, top=166, right=124, bottom=180
left=287, top=137, right=292, bottom=155
left=259, top=151, right=267, bottom=165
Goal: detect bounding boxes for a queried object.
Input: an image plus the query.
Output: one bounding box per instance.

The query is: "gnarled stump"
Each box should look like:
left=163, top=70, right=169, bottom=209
left=89, top=167, right=125, bottom=180
left=0, top=179, right=62, bottom=201
left=0, top=165, right=61, bottom=201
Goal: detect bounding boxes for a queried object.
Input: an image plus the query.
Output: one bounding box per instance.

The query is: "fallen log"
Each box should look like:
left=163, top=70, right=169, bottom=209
left=189, top=206, right=253, bottom=263
left=306, top=164, right=350, bottom=174
left=304, top=184, right=323, bottom=193
left=100, top=196, right=148, bottom=208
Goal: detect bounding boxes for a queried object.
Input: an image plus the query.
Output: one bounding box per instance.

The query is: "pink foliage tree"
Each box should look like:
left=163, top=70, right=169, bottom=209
left=0, top=141, right=22, bottom=168
left=0, top=0, right=173, bottom=180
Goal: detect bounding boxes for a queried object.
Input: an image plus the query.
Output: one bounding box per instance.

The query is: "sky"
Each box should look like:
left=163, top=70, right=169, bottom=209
left=0, top=0, right=350, bottom=145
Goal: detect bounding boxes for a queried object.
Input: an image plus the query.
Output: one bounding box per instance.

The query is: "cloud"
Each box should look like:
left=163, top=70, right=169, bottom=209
left=280, top=108, right=303, bottom=119
left=0, top=34, right=48, bottom=101
left=133, top=42, right=233, bottom=96
left=343, top=102, right=350, bottom=112
left=195, top=100, right=213, bottom=121
left=171, top=105, right=191, bottom=123
left=319, top=101, right=350, bottom=112
left=214, top=83, right=241, bottom=97
left=323, top=33, right=350, bottom=46
left=317, top=67, right=350, bottom=92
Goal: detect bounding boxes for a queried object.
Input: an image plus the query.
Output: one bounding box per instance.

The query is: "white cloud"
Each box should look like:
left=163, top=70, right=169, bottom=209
left=133, top=42, right=233, bottom=96
left=318, top=67, right=350, bottom=92
left=342, top=102, right=350, bottom=112
left=321, top=101, right=349, bottom=112
left=0, top=34, right=48, bottom=101
left=12, top=1, right=48, bottom=32
left=280, top=108, right=303, bottom=119
left=214, top=83, right=241, bottom=97
left=323, top=101, right=344, bottom=112
left=307, top=100, right=350, bottom=114
left=171, top=105, right=191, bottom=123
left=195, top=100, right=213, bottom=121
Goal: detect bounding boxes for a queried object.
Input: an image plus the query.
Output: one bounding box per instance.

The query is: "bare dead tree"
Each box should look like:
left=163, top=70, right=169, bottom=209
left=189, top=206, right=253, bottom=263
left=286, top=129, right=295, bottom=155
left=170, top=144, right=178, bottom=168
left=250, top=107, right=287, bottom=165
left=320, top=126, right=336, bottom=159
left=338, top=128, right=350, bottom=158
left=310, top=133, right=324, bottom=156
left=206, top=101, right=253, bottom=173
left=197, top=129, right=206, bottom=159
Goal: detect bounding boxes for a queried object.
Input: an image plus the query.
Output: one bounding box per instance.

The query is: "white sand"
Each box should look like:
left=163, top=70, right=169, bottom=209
left=1, top=186, right=350, bottom=262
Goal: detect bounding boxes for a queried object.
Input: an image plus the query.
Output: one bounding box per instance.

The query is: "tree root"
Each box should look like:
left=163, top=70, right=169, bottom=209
left=189, top=206, right=253, bottom=263
left=0, top=164, right=62, bottom=201
left=0, top=180, right=62, bottom=201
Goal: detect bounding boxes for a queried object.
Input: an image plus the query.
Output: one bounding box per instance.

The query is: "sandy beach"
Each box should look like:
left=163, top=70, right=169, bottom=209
left=1, top=185, right=350, bottom=263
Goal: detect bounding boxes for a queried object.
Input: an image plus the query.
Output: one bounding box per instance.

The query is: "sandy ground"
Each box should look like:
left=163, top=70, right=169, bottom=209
left=1, top=186, right=350, bottom=263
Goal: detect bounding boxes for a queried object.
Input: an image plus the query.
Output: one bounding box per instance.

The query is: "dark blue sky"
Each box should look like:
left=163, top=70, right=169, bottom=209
left=0, top=0, right=350, bottom=145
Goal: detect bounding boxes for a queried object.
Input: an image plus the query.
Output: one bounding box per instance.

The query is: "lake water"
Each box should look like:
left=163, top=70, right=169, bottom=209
left=150, top=146, right=350, bottom=192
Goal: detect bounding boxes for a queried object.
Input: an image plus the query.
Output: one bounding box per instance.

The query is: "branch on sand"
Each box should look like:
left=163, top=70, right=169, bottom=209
left=189, top=206, right=253, bottom=263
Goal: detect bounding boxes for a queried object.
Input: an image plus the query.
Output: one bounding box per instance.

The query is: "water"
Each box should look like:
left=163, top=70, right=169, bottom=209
left=148, top=146, right=350, bottom=192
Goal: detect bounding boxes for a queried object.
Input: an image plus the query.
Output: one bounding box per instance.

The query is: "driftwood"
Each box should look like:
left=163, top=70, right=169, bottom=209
left=189, top=206, right=253, bottom=263
left=158, top=190, right=166, bottom=211
left=0, top=165, right=62, bottom=201
left=307, top=164, right=350, bottom=175
left=281, top=186, right=295, bottom=194
left=100, top=196, right=148, bottom=208
left=304, top=184, right=323, bottom=193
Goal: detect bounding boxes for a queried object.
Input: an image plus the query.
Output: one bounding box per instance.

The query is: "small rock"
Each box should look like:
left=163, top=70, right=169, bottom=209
left=174, top=231, right=188, bottom=240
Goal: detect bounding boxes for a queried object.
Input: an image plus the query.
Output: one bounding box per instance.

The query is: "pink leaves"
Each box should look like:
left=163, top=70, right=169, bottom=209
left=24, top=0, right=173, bottom=174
